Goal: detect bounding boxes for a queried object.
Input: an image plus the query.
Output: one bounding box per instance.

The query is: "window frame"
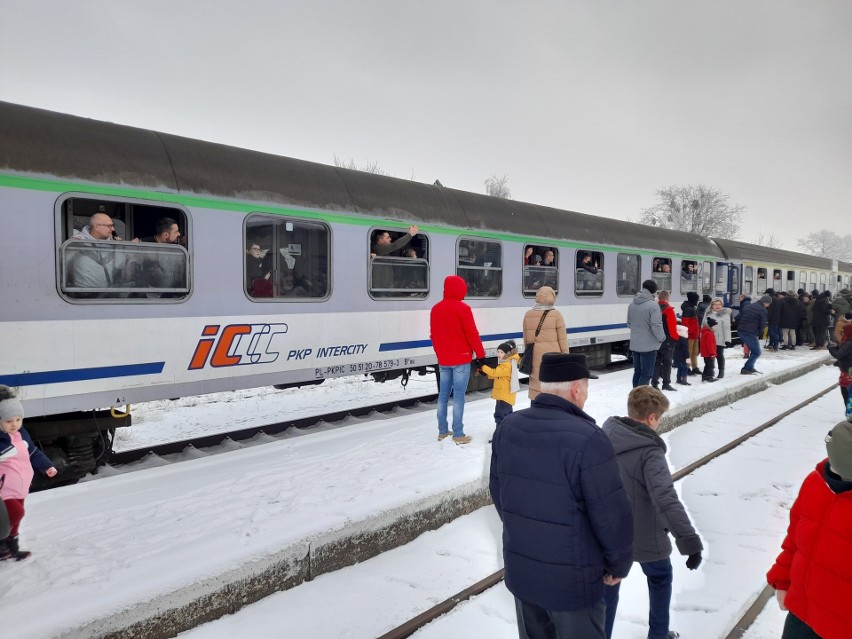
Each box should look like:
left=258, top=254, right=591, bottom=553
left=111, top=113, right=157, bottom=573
left=523, top=244, right=559, bottom=298
left=455, top=237, right=503, bottom=299
left=651, top=256, right=673, bottom=292
left=616, top=253, right=641, bottom=298
left=368, top=226, right=430, bottom=300
left=574, top=249, right=604, bottom=297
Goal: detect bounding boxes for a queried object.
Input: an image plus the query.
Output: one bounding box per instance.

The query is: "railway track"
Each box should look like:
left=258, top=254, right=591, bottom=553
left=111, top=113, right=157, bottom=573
left=376, top=382, right=837, bottom=639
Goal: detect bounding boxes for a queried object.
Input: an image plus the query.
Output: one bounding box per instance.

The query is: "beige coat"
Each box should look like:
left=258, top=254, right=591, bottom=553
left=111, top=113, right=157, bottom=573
left=523, top=291, right=569, bottom=399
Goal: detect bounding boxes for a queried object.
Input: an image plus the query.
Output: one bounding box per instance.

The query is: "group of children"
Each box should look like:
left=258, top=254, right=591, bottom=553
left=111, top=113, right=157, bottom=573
left=675, top=292, right=733, bottom=385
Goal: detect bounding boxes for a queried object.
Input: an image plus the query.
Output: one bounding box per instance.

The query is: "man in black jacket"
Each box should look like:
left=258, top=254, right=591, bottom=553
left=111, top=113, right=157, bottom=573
left=739, top=295, right=771, bottom=374
left=490, top=353, right=633, bottom=638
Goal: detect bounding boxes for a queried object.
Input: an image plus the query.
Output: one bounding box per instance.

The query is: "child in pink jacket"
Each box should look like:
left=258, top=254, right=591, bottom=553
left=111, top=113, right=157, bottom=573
left=0, top=385, right=57, bottom=561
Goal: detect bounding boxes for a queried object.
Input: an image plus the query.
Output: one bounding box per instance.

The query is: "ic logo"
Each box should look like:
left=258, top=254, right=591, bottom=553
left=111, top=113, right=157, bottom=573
left=188, top=323, right=289, bottom=370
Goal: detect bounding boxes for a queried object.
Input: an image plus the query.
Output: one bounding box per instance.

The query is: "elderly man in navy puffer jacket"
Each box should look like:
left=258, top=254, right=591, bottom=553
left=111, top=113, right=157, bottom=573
left=490, top=352, right=633, bottom=638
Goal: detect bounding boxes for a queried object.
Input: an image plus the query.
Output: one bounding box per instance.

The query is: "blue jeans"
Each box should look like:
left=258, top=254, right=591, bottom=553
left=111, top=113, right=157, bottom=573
left=437, top=363, right=470, bottom=437
left=603, top=558, right=673, bottom=639
left=632, top=351, right=658, bottom=387
left=740, top=332, right=761, bottom=371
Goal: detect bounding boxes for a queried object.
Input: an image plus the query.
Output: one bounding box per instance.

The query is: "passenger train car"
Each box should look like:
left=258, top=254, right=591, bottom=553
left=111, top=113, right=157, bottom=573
left=1, top=101, right=848, bottom=483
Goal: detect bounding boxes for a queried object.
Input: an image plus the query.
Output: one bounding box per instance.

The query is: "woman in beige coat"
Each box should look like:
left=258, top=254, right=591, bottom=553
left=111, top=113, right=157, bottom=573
left=522, top=286, right=569, bottom=399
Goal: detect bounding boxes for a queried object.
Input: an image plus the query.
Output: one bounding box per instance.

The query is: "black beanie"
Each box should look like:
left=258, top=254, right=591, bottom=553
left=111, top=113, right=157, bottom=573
left=687, top=292, right=699, bottom=304
left=498, top=341, right=516, bottom=355
left=702, top=294, right=712, bottom=303
left=643, top=279, right=658, bottom=295
left=705, top=317, right=717, bottom=327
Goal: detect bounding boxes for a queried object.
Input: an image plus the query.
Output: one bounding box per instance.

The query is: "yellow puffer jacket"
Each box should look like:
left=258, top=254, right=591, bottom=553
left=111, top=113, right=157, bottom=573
left=481, top=354, right=521, bottom=405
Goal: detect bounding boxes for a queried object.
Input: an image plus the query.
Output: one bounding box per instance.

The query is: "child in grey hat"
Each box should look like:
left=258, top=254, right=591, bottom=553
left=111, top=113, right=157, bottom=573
left=767, top=417, right=852, bottom=638
left=0, top=385, right=58, bottom=561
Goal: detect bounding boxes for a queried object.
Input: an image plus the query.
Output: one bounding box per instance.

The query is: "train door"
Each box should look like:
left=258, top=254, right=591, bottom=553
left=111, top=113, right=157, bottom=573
left=715, top=261, right=741, bottom=307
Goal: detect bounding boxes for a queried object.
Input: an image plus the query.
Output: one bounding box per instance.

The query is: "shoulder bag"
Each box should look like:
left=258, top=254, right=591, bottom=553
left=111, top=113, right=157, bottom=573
left=518, top=309, right=551, bottom=374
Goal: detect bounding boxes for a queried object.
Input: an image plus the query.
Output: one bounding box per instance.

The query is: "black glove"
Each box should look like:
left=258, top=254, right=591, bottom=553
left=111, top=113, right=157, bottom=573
left=725, top=342, right=732, bottom=348
left=686, top=552, right=702, bottom=570
left=474, top=358, right=486, bottom=369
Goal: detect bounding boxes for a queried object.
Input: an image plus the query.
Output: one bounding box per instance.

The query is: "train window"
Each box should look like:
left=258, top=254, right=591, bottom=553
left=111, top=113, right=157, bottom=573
left=575, top=250, right=603, bottom=297
left=246, top=215, right=330, bottom=300
left=457, top=238, right=502, bottom=299
left=729, top=265, right=740, bottom=295
left=744, top=266, right=754, bottom=295
left=756, top=268, right=768, bottom=294
left=799, top=271, right=807, bottom=292
left=57, top=195, right=190, bottom=302
left=523, top=245, right=558, bottom=297
left=786, top=270, right=796, bottom=291
left=810, top=272, right=817, bottom=289
left=369, top=227, right=429, bottom=299
left=616, top=253, right=640, bottom=297
left=652, top=256, right=672, bottom=292
left=702, top=261, right=713, bottom=295
left=820, top=273, right=827, bottom=286
left=772, top=270, right=783, bottom=289
left=680, top=260, right=698, bottom=294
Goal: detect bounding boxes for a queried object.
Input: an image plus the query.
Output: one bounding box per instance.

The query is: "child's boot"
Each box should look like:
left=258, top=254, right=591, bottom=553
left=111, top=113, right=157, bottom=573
left=5, top=536, right=31, bottom=561
left=0, top=538, right=11, bottom=560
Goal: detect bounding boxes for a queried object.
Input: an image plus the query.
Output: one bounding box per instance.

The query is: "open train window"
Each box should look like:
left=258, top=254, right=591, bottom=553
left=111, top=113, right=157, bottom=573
left=652, top=256, right=672, bottom=291
left=756, top=268, right=768, bottom=294
left=772, top=269, right=783, bottom=289
left=457, top=238, right=501, bottom=299
left=368, top=227, right=429, bottom=299
left=523, top=245, right=558, bottom=297
left=575, top=250, right=603, bottom=297
left=786, top=270, right=796, bottom=291
left=744, top=266, right=754, bottom=295
left=702, top=261, right=713, bottom=296
left=616, top=253, right=640, bottom=297
left=245, top=215, right=330, bottom=300
left=680, top=260, right=698, bottom=294
left=57, top=195, right=190, bottom=302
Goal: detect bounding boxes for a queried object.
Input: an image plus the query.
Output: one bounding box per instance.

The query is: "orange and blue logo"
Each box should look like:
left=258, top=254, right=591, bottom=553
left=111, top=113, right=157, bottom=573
left=188, top=323, right=289, bottom=370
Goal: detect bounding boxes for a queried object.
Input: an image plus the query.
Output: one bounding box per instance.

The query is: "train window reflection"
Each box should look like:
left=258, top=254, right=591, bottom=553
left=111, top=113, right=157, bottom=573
left=58, top=195, right=190, bottom=302
left=368, top=227, right=429, bottom=299
left=457, top=238, right=502, bottom=299
left=616, top=254, right=640, bottom=297
left=575, top=250, right=603, bottom=297
left=246, top=214, right=330, bottom=300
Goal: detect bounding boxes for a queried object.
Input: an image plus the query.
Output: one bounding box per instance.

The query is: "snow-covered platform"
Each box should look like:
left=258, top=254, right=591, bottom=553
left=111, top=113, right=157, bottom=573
left=0, top=348, right=835, bottom=639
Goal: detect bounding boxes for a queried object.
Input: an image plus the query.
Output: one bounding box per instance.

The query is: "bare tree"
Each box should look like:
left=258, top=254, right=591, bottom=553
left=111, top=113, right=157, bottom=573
left=797, top=229, right=852, bottom=260
left=484, top=174, right=512, bottom=199
left=333, top=155, right=393, bottom=177
left=753, top=232, right=784, bottom=249
left=639, top=185, right=744, bottom=239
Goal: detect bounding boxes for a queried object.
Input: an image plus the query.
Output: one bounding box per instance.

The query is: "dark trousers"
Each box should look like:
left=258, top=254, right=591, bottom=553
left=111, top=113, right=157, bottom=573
left=632, top=350, right=658, bottom=387
left=603, top=558, right=673, bottom=639
left=494, top=400, right=513, bottom=426
left=716, top=345, right=725, bottom=375
left=782, top=612, right=823, bottom=639
left=769, top=323, right=781, bottom=348
left=841, top=386, right=849, bottom=411
left=515, top=597, right=606, bottom=639
left=814, top=326, right=828, bottom=347
left=652, top=340, right=675, bottom=387
left=702, top=356, right=716, bottom=379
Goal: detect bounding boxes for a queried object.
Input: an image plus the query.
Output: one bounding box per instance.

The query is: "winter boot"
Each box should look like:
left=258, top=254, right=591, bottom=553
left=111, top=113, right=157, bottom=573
left=717, top=370, right=725, bottom=379
left=0, top=539, right=11, bottom=560
left=5, top=536, right=31, bottom=561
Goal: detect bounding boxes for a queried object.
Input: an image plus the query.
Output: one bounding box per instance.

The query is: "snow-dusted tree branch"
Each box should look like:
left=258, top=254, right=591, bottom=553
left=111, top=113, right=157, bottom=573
left=484, top=174, right=512, bottom=199
left=333, top=155, right=393, bottom=177
left=639, top=185, right=744, bottom=239
left=797, top=229, right=852, bottom=260
left=753, top=232, right=783, bottom=249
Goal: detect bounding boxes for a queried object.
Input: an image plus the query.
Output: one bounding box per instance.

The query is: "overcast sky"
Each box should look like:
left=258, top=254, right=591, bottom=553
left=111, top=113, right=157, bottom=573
left=2, top=1, right=850, bottom=250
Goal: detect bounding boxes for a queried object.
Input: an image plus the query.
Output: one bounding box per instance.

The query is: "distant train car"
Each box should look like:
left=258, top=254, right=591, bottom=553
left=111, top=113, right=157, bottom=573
left=0, top=101, right=840, bottom=482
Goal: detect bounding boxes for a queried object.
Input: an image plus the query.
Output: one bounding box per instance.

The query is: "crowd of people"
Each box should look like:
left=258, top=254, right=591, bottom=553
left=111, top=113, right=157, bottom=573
left=429, top=275, right=850, bottom=638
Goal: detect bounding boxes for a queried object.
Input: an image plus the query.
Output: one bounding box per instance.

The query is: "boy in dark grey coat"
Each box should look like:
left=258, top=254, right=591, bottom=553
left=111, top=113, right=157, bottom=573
left=601, top=386, right=704, bottom=639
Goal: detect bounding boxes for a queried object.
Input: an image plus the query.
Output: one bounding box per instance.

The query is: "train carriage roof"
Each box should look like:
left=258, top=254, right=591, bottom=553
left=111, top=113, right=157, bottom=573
left=0, top=100, right=719, bottom=257
left=712, top=238, right=834, bottom=270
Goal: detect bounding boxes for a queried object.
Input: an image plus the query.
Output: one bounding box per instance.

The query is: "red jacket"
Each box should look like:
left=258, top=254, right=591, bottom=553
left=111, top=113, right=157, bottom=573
left=659, top=302, right=678, bottom=341
left=430, top=275, right=485, bottom=366
left=767, top=459, right=852, bottom=639
left=699, top=326, right=717, bottom=357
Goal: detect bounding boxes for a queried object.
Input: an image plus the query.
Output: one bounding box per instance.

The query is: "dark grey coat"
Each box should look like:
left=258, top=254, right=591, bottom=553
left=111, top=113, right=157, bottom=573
left=601, top=416, right=703, bottom=563
left=627, top=289, right=665, bottom=353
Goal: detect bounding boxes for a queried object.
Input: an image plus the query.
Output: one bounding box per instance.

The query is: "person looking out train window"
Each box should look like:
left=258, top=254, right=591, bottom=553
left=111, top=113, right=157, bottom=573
left=132, top=217, right=181, bottom=244
left=68, top=211, right=125, bottom=292
left=371, top=226, right=419, bottom=257
left=246, top=243, right=272, bottom=296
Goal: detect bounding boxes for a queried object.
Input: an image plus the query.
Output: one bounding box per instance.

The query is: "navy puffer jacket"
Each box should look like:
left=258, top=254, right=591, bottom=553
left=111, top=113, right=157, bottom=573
left=490, top=394, right=633, bottom=611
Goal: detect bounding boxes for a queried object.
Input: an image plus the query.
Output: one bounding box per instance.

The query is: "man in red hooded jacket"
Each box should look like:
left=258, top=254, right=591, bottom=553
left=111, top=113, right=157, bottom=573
left=430, top=275, right=485, bottom=444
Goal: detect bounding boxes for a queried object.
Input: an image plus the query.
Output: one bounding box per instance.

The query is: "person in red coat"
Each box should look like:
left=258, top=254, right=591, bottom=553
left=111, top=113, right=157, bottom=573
left=767, top=418, right=852, bottom=639
left=699, top=318, right=718, bottom=382
left=430, top=275, right=485, bottom=444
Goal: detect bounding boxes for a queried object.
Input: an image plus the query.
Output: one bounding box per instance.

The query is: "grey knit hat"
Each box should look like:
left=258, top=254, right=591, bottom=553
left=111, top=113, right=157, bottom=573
left=0, top=385, right=24, bottom=422
left=826, top=420, right=852, bottom=481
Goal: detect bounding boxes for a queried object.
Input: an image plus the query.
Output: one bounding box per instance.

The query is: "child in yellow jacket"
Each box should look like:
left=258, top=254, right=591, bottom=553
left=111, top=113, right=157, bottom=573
left=479, top=341, right=521, bottom=427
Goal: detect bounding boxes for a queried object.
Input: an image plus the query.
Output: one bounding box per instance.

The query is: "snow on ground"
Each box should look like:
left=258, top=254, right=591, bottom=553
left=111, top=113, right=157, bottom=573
left=0, top=346, right=841, bottom=639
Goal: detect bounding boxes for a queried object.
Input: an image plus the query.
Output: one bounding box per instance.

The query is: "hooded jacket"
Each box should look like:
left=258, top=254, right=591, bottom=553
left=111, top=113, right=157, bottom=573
left=627, top=289, right=665, bottom=352
left=601, top=416, right=703, bottom=563
left=429, top=275, right=485, bottom=366
left=522, top=286, right=569, bottom=399
left=681, top=292, right=700, bottom=339
left=767, top=459, right=852, bottom=639
left=490, top=394, right=633, bottom=611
